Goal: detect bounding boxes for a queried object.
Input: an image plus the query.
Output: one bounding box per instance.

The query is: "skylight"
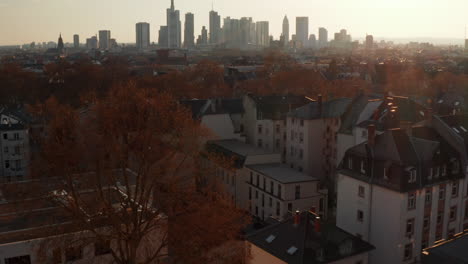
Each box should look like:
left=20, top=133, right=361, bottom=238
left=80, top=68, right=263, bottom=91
left=460, top=126, right=467, bottom=132
left=265, top=235, right=276, bottom=243
left=287, top=246, right=298, bottom=255
left=453, top=127, right=460, bottom=133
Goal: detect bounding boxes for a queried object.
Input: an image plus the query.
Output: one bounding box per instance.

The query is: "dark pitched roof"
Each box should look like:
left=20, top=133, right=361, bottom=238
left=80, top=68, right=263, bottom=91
left=288, top=98, right=352, bottom=120
left=422, top=233, right=468, bottom=264
left=180, top=98, right=244, bottom=120
left=206, top=139, right=275, bottom=168
left=339, top=94, right=382, bottom=134
left=249, top=94, right=312, bottom=120
left=247, top=211, right=374, bottom=264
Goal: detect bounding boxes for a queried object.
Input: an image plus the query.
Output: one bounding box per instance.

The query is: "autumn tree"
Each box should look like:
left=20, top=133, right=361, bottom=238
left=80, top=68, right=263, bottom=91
left=31, top=82, right=249, bottom=264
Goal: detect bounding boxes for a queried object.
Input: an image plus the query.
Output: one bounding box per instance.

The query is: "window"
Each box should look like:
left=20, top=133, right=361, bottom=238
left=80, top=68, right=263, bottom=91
left=423, top=216, right=430, bottom=230
left=452, top=182, right=459, bottom=197
left=358, top=186, right=365, bottom=198
left=383, top=167, right=388, bottom=180
left=300, top=119, right=304, bottom=127
left=4, top=255, right=31, bottom=264
left=276, top=202, right=280, bottom=216
left=262, top=194, right=265, bottom=207
left=240, top=124, right=244, bottom=132
left=319, top=198, right=324, bottom=212
left=3, top=146, right=8, bottom=153
left=348, top=157, right=353, bottom=169
left=258, top=125, right=263, bottom=134
left=249, top=187, right=252, bottom=200
left=407, top=193, right=416, bottom=210
left=2, top=133, right=7, bottom=140
left=13, top=133, right=19, bottom=140
left=65, top=246, right=83, bottom=262
left=299, top=132, right=303, bottom=142
left=256, top=174, right=259, bottom=186
left=275, top=139, right=280, bottom=149
left=408, top=169, right=417, bottom=183
left=257, top=139, right=263, bottom=148
left=95, top=240, right=111, bottom=256
left=277, top=185, right=282, bottom=198
left=404, top=244, right=412, bottom=261
left=276, top=124, right=280, bottom=133
left=263, top=178, right=266, bottom=190
left=255, top=206, right=258, bottom=216
left=435, top=166, right=440, bottom=178
left=288, top=203, right=292, bottom=212
left=451, top=159, right=460, bottom=174
left=425, top=189, right=432, bottom=206
left=450, top=206, right=457, bottom=222
left=14, top=146, right=20, bottom=155
left=250, top=172, right=253, bottom=184
left=5, top=160, right=10, bottom=169
left=428, top=168, right=433, bottom=181
left=255, top=190, right=258, bottom=199
left=439, top=185, right=445, bottom=200
left=437, top=211, right=443, bottom=224
left=360, top=161, right=366, bottom=174
left=299, top=149, right=303, bottom=159
left=357, top=210, right=364, bottom=222
left=270, top=181, right=274, bottom=194
left=269, top=197, right=272, bottom=207
left=442, top=164, right=447, bottom=176
left=295, top=185, right=301, bottom=199
left=406, top=218, right=415, bottom=235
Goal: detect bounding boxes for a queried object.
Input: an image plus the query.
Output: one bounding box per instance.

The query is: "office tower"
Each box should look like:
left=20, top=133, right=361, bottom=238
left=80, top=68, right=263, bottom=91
left=309, top=34, right=317, bottom=49
left=240, top=17, right=253, bottom=48
left=296, top=17, right=309, bottom=48
left=255, top=21, right=269, bottom=47
left=158, top=26, right=168, bottom=47
left=318, top=27, right=328, bottom=48
left=57, top=34, right=64, bottom=53
left=184, top=13, right=194, bottom=48
left=98, top=30, right=111, bottom=50
left=73, top=34, right=79, bottom=49
left=201, top=26, right=208, bottom=45
left=282, top=15, right=289, bottom=47
left=166, top=0, right=181, bottom=48
left=86, top=36, right=98, bottom=49
left=136, top=22, right=150, bottom=50
left=366, top=35, right=374, bottom=50
left=209, top=10, right=221, bottom=44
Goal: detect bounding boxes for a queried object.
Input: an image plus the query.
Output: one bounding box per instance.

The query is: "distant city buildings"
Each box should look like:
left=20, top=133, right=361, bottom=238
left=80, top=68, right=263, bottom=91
left=366, top=34, right=374, bottom=50
left=166, top=0, right=181, bottom=48
left=158, top=26, right=168, bottom=47
left=296, top=17, right=309, bottom=48
left=318, top=27, right=328, bottom=48
left=184, top=13, right=194, bottom=48
left=73, top=34, right=79, bottom=49
left=309, top=34, right=317, bottom=49
left=209, top=10, right=221, bottom=44
left=197, top=26, right=208, bottom=45
left=98, top=30, right=111, bottom=50
left=136, top=22, right=150, bottom=50
left=255, top=21, right=269, bottom=47
left=86, top=35, right=98, bottom=49
left=282, top=16, right=289, bottom=47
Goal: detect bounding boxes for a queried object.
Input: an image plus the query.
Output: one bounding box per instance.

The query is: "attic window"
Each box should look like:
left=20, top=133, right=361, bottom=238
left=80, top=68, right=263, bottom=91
left=265, top=235, right=276, bottom=243
left=287, top=246, right=298, bottom=255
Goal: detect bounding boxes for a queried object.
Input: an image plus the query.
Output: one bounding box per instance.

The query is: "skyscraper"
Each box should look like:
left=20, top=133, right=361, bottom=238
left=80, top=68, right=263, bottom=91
left=318, top=27, right=328, bottom=48
left=166, top=0, right=181, bottom=48
left=184, top=13, right=194, bottom=48
left=158, top=26, right=168, bottom=47
left=86, top=36, right=98, bottom=50
left=240, top=17, right=254, bottom=48
left=296, top=17, right=309, bottom=48
left=57, top=34, right=64, bottom=53
left=198, top=26, right=208, bottom=45
left=282, top=16, right=289, bottom=47
left=209, top=10, right=221, bottom=44
left=98, top=30, right=111, bottom=50
left=136, top=22, right=150, bottom=50
left=73, top=34, right=79, bottom=49
left=255, top=21, right=269, bottom=47
left=366, top=35, right=374, bottom=50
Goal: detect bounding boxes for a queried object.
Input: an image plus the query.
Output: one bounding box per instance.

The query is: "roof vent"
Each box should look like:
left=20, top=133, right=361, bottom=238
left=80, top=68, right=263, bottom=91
left=265, top=235, right=276, bottom=243
left=287, top=246, right=298, bottom=255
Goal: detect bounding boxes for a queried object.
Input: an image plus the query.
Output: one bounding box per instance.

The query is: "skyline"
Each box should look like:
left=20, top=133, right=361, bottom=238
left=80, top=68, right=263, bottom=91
left=0, top=0, right=467, bottom=46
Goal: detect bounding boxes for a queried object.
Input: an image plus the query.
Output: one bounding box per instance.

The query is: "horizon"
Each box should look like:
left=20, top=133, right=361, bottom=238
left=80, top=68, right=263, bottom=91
left=0, top=0, right=467, bottom=46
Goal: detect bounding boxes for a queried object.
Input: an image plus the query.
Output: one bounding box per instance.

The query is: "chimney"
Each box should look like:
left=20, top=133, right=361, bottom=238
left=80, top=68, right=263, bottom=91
left=368, top=124, right=376, bottom=146
left=294, top=210, right=301, bottom=226
left=318, top=94, right=323, bottom=117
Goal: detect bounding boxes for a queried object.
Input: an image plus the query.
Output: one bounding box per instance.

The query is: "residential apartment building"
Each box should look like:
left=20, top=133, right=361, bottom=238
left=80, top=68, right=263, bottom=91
left=242, top=94, right=312, bottom=160
left=337, top=126, right=467, bottom=264
left=247, top=211, right=374, bottom=264
left=286, top=96, right=351, bottom=183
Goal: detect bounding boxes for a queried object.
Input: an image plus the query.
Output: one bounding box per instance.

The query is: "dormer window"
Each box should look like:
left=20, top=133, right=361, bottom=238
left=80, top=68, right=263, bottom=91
left=407, top=167, right=417, bottom=183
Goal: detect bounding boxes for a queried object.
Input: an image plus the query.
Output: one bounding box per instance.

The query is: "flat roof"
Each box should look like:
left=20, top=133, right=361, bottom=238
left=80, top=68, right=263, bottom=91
left=209, top=140, right=276, bottom=157
left=247, top=163, right=319, bottom=184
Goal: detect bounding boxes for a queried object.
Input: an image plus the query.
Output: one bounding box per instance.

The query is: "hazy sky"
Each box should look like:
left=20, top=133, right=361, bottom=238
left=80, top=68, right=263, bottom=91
left=0, top=0, right=467, bottom=45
